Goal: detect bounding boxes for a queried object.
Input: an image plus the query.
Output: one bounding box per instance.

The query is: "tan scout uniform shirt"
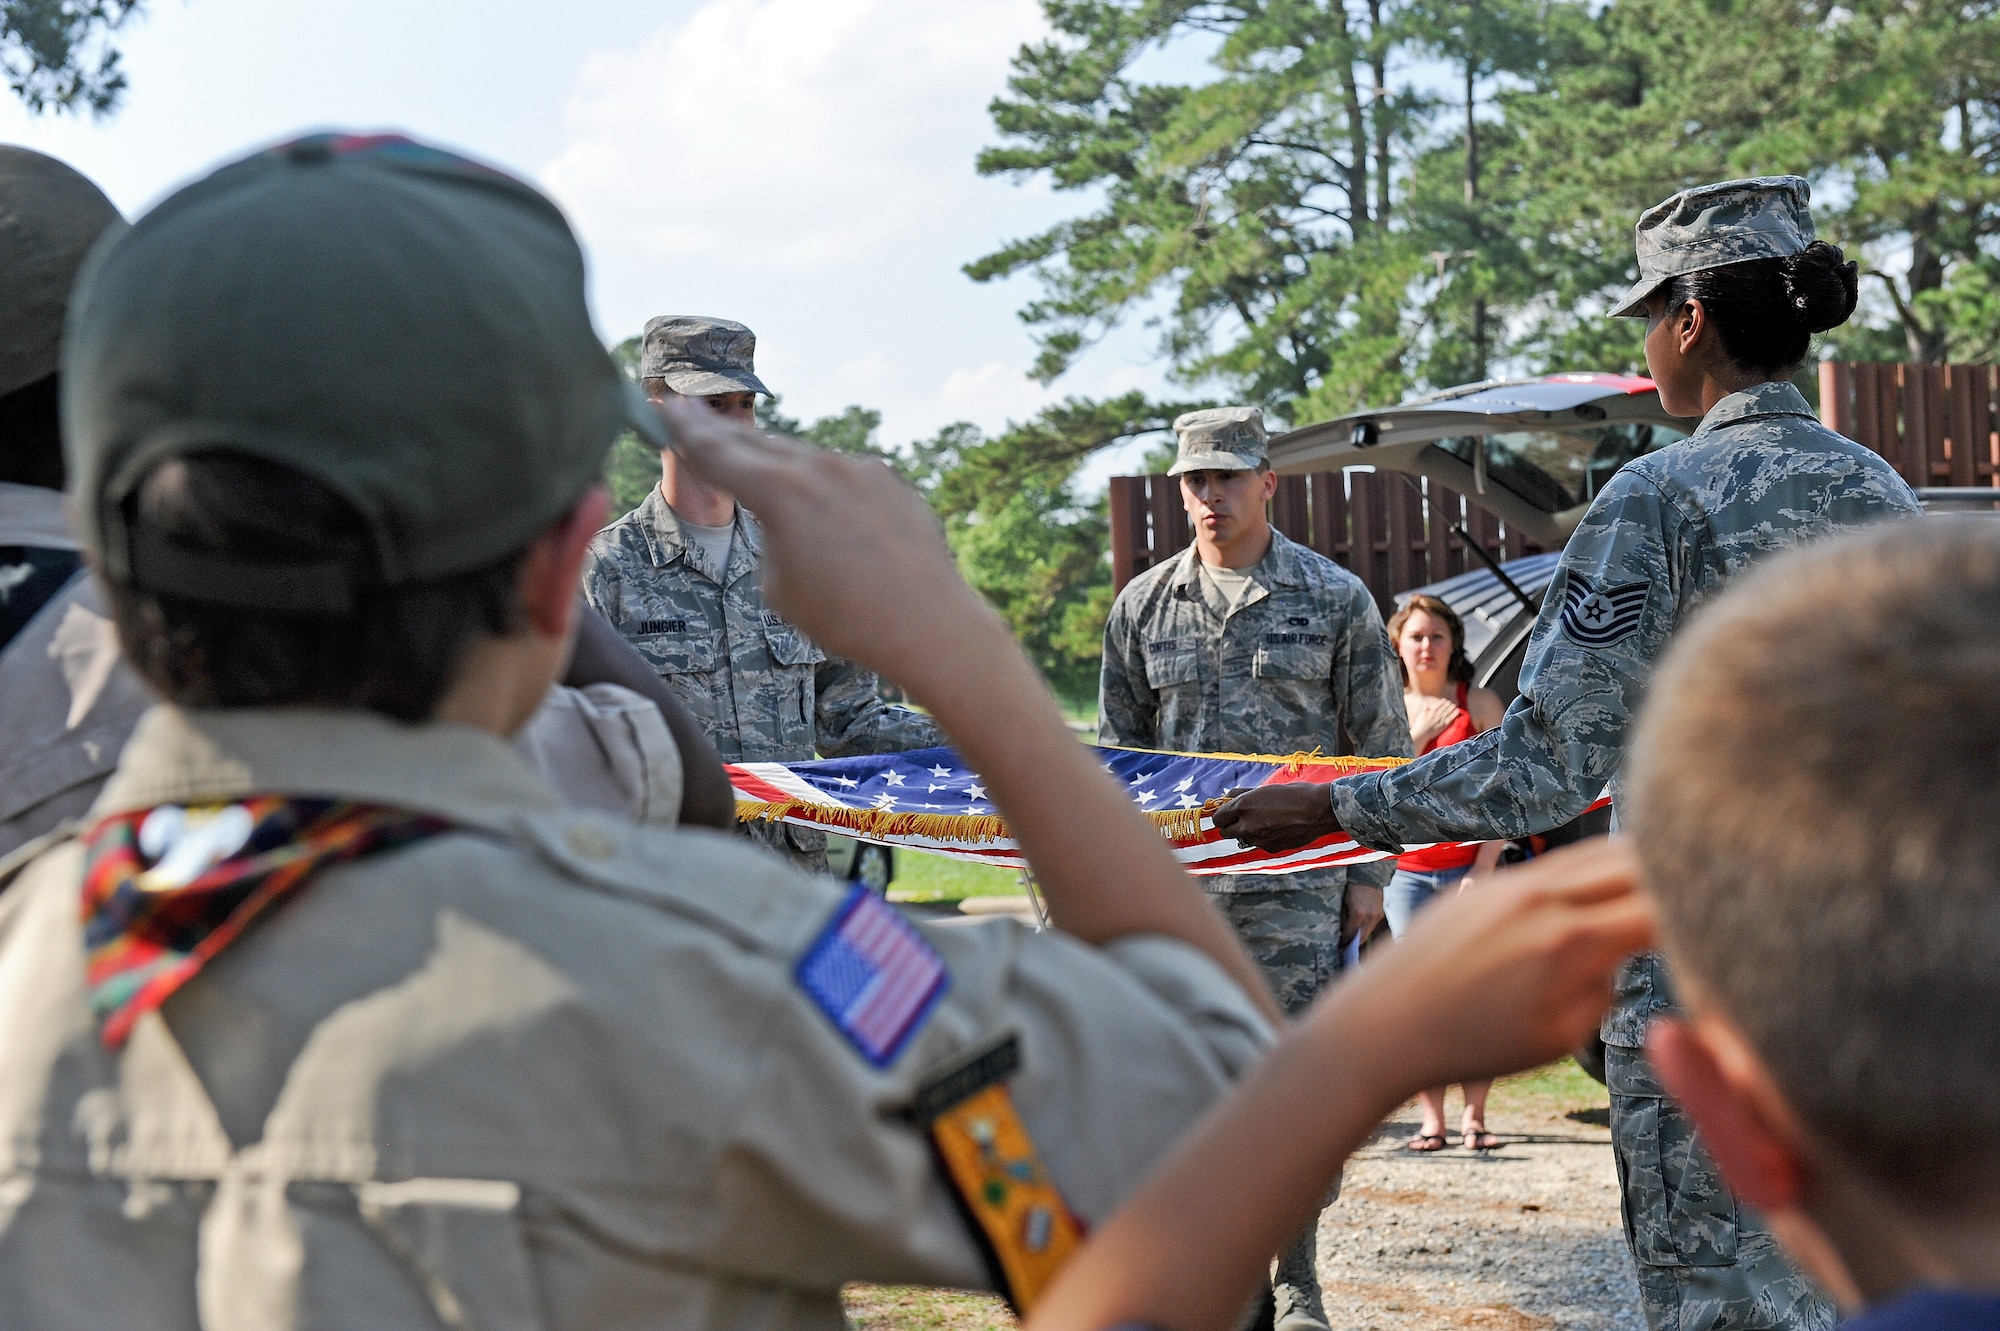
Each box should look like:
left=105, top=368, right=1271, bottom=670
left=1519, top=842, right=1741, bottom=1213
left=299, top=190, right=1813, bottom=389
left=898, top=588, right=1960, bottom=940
left=0, top=708, right=1272, bottom=1330
left=0, top=482, right=689, bottom=853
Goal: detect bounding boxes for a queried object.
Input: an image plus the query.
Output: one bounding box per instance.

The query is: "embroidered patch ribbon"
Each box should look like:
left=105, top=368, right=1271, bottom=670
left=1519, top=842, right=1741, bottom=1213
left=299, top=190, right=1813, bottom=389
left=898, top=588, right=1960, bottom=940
left=81, top=798, right=451, bottom=1049
left=910, top=1033, right=1082, bottom=1314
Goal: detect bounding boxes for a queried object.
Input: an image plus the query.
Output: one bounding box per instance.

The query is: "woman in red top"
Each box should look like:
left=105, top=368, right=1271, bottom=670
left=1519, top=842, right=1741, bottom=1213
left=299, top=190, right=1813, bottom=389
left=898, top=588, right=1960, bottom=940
left=1383, top=594, right=1508, bottom=1151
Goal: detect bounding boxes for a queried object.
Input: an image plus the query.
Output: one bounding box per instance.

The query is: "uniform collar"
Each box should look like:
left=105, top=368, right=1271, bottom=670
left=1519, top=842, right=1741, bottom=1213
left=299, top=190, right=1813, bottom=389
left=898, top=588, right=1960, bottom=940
left=0, top=481, right=80, bottom=550
left=641, top=487, right=761, bottom=584
left=90, top=705, right=565, bottom=835
left=1258, top=530, right=1309, bottom=588
left=1693, top=380, right=1816, bottom=434
left=1168, top=528, right=1306, bottom=592
left=1168, top=528, right=1303, bottom=618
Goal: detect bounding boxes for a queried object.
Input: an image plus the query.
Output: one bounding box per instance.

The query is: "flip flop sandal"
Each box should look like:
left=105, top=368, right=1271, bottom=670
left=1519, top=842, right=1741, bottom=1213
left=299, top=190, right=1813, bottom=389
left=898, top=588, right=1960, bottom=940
left=1404, top=1132, right=1449, bottom=1152
left=1462, top=1128, right=1503, bottom=1151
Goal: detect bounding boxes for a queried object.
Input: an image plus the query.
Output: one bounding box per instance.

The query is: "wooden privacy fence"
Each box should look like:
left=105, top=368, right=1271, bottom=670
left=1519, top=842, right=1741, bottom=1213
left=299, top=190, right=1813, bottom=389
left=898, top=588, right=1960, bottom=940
left=1819, top=361, right=2000, bottom=490
left=1108, top=470, right=1546, bottom=613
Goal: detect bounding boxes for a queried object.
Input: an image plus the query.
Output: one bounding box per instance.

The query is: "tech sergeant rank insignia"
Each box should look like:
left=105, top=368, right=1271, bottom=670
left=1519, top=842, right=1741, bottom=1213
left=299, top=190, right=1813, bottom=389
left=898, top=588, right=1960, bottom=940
left=1558, top=575, right=1649, bottom=647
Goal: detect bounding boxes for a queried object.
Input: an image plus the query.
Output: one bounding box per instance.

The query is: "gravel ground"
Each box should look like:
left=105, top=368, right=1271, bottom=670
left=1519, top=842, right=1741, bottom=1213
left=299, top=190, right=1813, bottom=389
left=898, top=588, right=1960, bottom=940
left=845, top=1062, right=1643, bottom=1331
left=1315, top=1066, right=1644, bottom=1331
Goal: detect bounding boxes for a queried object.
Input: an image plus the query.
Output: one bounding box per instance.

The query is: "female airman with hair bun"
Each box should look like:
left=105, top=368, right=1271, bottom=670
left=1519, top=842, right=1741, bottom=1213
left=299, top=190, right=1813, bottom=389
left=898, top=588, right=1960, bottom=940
left=1217, top=175, right=1921, bottom=1331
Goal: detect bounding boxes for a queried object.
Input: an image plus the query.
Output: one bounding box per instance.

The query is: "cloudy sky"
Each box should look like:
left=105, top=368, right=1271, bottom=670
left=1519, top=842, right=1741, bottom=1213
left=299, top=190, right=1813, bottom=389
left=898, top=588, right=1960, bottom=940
left=0, top=0, right=1193, bottom=472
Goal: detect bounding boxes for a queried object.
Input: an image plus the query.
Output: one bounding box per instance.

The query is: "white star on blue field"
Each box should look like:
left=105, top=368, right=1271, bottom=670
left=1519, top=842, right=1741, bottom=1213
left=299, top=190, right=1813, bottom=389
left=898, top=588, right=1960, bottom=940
left=788, top=746, right=1296, bottom=818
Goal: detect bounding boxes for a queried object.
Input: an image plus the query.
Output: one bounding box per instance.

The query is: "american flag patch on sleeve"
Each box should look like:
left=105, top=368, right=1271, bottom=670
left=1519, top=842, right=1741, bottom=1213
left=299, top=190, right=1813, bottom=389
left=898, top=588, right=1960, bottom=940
left=796, top=884, right=950, bottom=1068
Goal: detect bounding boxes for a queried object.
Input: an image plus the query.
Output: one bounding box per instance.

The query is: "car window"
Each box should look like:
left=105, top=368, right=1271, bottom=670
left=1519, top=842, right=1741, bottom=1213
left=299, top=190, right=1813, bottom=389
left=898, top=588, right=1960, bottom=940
left=1436, top=421, right=1689, bottom=512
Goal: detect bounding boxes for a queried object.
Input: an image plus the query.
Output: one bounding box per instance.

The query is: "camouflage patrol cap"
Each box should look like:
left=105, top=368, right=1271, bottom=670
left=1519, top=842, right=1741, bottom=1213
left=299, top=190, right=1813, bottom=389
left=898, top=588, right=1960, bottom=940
left=64, top=132, right=668, bottom=613
left=1167, top=406, right=1268, bottom=476
left=1610, top=176, right=1816, bottom=318
left=639, top=314, right=772, bottom=398
left=0, top=145, right=123, bottom=399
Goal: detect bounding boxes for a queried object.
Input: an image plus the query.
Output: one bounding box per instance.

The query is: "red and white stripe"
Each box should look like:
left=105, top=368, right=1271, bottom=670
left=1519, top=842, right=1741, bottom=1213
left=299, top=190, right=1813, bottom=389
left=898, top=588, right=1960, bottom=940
left=840, top=892, right=947, bottom=1052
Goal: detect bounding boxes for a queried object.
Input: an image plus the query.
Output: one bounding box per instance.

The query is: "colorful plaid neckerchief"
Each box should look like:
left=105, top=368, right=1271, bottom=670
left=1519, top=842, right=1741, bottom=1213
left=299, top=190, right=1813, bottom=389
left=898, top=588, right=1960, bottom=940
left=81, top=797, right=451, bottom=1049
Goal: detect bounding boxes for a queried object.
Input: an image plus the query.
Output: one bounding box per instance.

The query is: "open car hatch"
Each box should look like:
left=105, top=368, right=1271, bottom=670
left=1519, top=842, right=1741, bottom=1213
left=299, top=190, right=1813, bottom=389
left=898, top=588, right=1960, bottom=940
left=1269, top=374, right=1690, bottom=549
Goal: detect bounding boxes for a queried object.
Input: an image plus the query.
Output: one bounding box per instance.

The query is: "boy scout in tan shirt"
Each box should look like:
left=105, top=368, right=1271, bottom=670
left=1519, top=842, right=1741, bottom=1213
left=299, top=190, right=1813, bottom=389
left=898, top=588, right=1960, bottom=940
left=0, top=145, right=729, bottom=854
left=0, top=134, right=1275, bottom=1329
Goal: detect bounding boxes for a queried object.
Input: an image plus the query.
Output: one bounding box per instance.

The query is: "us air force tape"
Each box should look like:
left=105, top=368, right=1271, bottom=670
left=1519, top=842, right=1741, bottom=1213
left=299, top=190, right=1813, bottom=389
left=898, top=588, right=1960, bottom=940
left=907, top=1030, right=1082, bottom=1313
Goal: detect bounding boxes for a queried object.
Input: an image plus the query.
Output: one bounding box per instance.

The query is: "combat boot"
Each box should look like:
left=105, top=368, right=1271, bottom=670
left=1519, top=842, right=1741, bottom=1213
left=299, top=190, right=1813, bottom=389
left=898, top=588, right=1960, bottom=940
left=1272, top=1228, right=1330, bottom=1331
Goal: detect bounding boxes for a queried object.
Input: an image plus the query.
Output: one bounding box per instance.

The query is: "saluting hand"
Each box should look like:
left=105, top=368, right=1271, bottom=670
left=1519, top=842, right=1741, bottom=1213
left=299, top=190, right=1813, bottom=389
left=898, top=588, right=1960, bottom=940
left=655, top=396, right=1281, bottom=1018
left=1345, top=837, right=1655, bottom=1086
left=655, top=396, right=996, bottom=696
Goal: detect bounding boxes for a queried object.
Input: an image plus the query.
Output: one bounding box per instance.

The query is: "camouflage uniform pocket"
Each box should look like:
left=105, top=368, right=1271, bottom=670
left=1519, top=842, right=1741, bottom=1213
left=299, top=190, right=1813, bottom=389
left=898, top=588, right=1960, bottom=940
left=1249, top=641, right=1332, bottom=681
left=1608, top=1045, right=1739, bottom=1268
left=1207, top=887, right=1344, bottom=1015
left=763, top=622, right=826, bottom=668
left=634, top=629, right=717, bottom=677
left=1143, top=649, right=1201, bottom=690
left=761, top=624, right=824, bottom=734
left=1602, top=950, right=1676, bottom=1048
left=743, top=818, right=831, bottom=874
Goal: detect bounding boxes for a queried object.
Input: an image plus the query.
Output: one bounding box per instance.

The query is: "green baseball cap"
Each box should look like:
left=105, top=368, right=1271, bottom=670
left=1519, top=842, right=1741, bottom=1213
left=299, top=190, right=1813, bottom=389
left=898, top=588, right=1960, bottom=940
left=64, top=132, right=668, bottom=613
left=0, top=145, right=123, bottom=399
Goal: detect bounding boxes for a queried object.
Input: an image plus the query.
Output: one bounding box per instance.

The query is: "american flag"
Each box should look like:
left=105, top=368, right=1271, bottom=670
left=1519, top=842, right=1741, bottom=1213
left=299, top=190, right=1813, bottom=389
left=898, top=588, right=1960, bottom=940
left=795, top=883, right=949, bottom=1066
left=728, top=744, right=1524, bottom=877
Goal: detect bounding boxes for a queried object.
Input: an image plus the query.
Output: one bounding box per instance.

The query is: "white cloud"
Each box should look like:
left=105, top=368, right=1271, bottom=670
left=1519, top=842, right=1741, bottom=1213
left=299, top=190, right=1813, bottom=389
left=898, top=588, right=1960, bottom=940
left=545, top=0, right=1047, bottom=268
left=543, top=0, right=1180, bottom=450
left=830, top=350, right=899, bottom=389
left=936, top=361, right=1051, bottom=427
left=0, top=0, right=1182, bottom=453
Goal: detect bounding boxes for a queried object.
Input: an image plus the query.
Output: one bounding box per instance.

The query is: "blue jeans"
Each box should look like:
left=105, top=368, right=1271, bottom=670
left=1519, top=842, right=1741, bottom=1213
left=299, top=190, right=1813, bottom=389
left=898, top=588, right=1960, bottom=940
left=1384, top=864, right=1471, bottom=939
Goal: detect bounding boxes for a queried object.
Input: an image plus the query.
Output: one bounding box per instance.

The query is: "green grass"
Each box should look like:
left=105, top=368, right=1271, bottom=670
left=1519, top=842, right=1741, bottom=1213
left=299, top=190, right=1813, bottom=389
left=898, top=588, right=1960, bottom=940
left=1489, top=1057, right=1610, bottom=1119
left=844, top=1285, right=1012, bottom=1331
left=888, top=851, right=1025, bottom=902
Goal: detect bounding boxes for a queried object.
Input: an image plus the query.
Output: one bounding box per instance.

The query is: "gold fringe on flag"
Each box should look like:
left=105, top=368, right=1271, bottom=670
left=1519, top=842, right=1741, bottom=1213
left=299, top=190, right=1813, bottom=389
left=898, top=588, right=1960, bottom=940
left=737, top=750, right=1409, bottom=848
left=736, top=798, right=1217, bottom=846
left=736, top=800, right=1012, bottom=845
left=1096, top=745, right=1413, bottom=778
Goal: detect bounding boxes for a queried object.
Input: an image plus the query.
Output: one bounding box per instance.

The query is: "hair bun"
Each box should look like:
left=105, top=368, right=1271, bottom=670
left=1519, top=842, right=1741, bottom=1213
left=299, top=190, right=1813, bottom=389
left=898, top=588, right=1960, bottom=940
left=1781, top=241, right=1860, bottom=334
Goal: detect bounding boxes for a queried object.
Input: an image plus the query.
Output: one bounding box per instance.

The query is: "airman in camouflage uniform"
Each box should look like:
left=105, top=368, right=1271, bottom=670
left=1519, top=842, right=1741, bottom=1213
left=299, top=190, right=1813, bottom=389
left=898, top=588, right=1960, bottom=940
left=583, top=317, right=939, bottom=873
left=1224, top=179, right=1921, bottom=1331
left=1099, top=406, right=1411, bottom=1331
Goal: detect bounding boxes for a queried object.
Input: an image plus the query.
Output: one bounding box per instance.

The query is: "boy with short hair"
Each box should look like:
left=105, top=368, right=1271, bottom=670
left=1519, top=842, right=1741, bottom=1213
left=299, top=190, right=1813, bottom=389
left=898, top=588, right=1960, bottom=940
left=0, top=142, right=737, bottom=849
left=1628, top=517, right=2000, bottom=1329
